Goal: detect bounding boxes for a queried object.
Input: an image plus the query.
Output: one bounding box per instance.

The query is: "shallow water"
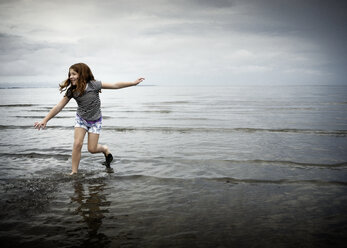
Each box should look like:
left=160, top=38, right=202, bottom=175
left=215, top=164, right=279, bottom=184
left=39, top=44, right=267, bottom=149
left=0, top=85, right=347, bottom=247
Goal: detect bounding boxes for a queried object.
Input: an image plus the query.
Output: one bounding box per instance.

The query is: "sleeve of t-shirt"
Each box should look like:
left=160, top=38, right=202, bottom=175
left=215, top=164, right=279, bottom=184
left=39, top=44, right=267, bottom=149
left=64, top=87, right=74, bottom=99
left=92, top=80, right=102, bottom=91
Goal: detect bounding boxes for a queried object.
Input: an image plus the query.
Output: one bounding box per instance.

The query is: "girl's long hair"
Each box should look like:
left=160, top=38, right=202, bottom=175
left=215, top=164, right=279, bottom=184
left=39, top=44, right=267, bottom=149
left=59, top=63, right=95, bottom=96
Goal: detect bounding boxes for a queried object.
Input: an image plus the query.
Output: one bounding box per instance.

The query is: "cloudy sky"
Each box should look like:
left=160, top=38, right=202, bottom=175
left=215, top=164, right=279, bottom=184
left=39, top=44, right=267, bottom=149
left=1, top=0, right=346, bottom=86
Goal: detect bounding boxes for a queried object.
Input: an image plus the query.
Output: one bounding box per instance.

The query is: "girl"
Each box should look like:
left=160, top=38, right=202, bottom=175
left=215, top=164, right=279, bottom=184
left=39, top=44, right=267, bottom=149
left=34, top=63, right=144, bottom=175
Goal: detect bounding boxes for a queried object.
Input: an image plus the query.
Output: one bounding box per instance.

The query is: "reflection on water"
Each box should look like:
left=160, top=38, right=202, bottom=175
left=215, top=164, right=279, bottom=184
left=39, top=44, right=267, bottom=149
left=0, top=172, right=346, bottom=247
left=70, top=178, right=111, bottom=247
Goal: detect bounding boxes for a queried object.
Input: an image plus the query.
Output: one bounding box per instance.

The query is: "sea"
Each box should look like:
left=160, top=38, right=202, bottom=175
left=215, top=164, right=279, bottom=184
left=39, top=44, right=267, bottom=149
left=0, top=84, right=346, bottom=247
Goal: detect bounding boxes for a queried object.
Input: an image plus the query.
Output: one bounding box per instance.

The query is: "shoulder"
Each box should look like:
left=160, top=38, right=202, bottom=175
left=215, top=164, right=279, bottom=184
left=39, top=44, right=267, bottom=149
left=89, top=80, right=102, bottom=90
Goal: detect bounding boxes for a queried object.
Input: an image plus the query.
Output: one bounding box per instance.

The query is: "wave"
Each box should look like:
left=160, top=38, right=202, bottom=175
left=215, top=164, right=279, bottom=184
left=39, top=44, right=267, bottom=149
left=105, top=127, right=347, bottom=136
left=209, top=177, right=347, bottom=186
left=0, top=104, right=39, bottom=107
left=1, top=125, right=346, bottom=136
left=120, top=157, right=347, bottom=168
left=111, top=174, right=347, bottom=186
left=106, top=110, right=173, bottom=114
left=217, top=159, right=347, bottom=168
left=1, top=152, right=345, bottom=169
left=0, top=125, right=74, bottom=130
left=1, top=165, right=346, bottom=187
left=14, top=115, right=71, bottom=119
left=166, top=158, right=347, bottom=168
left=27, top=109, right=77, bottom=113
left=0, top=152, right=70, bottom=160
left=42, top=106, right=76, bottom=110
left=143, top=101, right=191, bottom=105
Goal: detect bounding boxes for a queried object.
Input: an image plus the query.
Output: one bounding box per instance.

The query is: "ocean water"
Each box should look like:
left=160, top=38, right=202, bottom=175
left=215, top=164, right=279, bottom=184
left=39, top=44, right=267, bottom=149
left=0, top=85, right=347, bottom=247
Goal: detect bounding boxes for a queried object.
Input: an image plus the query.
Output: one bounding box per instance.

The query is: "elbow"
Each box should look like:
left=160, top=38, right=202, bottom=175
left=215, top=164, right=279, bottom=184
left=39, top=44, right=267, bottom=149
left=113, top=83, right=123, bottom=89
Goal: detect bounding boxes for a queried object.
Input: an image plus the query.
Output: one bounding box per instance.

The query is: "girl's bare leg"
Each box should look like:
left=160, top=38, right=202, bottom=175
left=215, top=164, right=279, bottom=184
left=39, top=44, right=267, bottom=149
left=71, top=127, right=87, bottom=175
left=87, top=132, right=110, bottom=155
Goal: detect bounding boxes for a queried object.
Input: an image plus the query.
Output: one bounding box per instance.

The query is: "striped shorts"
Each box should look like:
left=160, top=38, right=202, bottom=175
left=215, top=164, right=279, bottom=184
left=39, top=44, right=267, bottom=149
left=75, top=114, right=102, bottom=134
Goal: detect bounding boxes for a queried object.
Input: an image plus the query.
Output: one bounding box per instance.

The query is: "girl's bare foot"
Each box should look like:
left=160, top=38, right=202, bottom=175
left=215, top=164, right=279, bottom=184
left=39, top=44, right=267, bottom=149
left=70, top=171, right=77, bottom=176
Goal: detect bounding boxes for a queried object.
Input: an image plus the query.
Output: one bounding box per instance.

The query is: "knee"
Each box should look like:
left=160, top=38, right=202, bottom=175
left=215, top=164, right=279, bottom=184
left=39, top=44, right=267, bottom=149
left=73, top=141, right=83, bottom=151
left=88, top=145, right=98, bottom=154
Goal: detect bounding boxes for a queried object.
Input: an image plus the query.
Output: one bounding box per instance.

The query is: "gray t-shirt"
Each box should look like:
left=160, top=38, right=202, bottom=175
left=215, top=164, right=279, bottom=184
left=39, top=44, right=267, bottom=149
left=65, top=80, right=102, bottom=121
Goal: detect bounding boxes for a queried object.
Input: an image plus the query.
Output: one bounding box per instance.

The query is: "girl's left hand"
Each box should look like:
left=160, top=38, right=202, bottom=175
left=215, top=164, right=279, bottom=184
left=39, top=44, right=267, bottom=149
left=134, top=78, right=145, bottom=85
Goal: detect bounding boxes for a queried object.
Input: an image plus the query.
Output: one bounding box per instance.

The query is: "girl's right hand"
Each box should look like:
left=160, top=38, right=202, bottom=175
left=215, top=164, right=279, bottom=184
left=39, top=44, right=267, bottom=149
left=34, top=121, right=47, bottom=130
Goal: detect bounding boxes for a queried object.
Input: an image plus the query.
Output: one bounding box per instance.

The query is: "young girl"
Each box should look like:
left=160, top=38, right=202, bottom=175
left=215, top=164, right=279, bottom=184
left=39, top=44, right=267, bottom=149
left=34, top=63, right=144, bottom=175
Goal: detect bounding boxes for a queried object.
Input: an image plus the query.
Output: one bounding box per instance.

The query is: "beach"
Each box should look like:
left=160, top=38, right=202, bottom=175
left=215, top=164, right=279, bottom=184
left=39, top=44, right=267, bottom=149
left=0, top=85, right=347, bottom=247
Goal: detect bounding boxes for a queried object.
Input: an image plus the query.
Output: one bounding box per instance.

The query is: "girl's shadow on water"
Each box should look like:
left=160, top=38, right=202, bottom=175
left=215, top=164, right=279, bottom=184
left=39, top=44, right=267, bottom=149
left=70, top=177, right=111, bottom=247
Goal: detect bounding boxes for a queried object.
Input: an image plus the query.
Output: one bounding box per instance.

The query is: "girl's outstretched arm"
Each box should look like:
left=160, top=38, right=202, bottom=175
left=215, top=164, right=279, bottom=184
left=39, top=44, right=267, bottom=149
left=34, top=96, right=70, bottom=130
left=102, top=77, right=145, bottom=89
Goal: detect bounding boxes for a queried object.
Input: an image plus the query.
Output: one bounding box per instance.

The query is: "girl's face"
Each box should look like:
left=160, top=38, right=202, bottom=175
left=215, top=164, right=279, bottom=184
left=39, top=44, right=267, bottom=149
left=69, top=69, right=79, bottom=85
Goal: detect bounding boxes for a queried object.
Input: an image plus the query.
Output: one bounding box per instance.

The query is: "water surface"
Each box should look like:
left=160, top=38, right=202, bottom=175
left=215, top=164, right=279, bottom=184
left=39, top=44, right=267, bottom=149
left=0, top=85, right=346, bottom=247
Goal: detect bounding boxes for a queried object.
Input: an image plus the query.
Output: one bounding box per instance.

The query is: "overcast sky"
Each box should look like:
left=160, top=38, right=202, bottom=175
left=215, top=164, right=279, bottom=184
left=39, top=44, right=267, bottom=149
left=1, top=0, right=346, bottom=85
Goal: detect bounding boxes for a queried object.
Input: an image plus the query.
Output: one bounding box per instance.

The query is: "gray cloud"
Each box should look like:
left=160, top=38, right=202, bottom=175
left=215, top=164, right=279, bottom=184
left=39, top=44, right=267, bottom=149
left=0, top=0, right=346, bottom=85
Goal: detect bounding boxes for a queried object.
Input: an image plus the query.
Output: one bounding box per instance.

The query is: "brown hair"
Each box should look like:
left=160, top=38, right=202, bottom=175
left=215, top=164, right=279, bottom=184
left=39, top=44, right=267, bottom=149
left=59, top=63, right=95, bottom=96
